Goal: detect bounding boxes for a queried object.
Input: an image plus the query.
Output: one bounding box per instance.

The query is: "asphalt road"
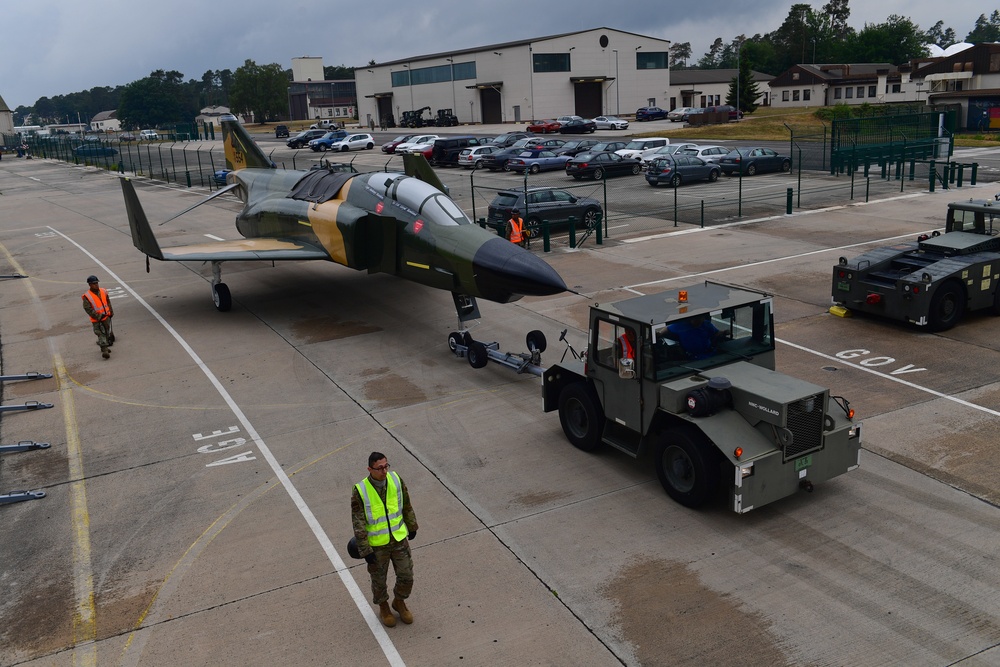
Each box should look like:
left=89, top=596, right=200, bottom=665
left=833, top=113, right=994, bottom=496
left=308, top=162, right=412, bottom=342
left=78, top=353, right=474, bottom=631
left=1, top=156, right=999, bottom=666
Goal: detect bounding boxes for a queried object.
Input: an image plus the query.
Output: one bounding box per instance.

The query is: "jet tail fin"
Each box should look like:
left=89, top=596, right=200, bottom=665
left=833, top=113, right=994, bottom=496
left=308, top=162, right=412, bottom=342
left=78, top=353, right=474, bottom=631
left=118, top=177, right=164, bottom=260
left=402, top=153, right=449, bottom=194
left=220, top=114, right=274, bottom=172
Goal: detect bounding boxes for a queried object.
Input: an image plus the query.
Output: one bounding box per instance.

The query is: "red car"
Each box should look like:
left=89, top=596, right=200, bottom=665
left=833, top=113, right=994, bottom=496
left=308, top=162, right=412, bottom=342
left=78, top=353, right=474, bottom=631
left=526, top=119, right=561, bottom=134
left=380, top=134, right=416, bottom=153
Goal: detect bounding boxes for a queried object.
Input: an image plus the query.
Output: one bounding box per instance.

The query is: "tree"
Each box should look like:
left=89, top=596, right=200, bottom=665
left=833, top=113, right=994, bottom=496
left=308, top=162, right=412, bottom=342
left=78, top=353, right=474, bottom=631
left=924, top=20, right=957, bottom=47
left=966, top=11, right=1000, bottom=43
left=323, top=64, right=356, bottom=80
left=117, top=70, right=197, bottom=129
left=669, top=42, right=692, bottom=68
left=822, top=0, right=852, bottom=39
left=846, top=14, right=928, bottom=64
left=726, top=43, right=761, bottom=115
left=229, top=60, right=290, bottom=123
left=696, top=38, right=725, bottom=68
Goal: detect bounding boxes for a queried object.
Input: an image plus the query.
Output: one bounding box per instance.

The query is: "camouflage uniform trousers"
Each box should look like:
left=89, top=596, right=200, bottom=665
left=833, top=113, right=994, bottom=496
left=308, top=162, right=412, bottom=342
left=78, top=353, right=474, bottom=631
left=92, top=321, right=112, bottom=348
left=367, top=540, right=414, bottom=605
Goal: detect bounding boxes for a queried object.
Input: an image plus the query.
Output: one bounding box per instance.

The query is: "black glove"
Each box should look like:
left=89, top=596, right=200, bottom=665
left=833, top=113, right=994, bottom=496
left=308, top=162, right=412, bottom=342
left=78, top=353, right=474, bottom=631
left=407, top=530, right=416, bottom=542
left=364, top=552, right=377, bottom=565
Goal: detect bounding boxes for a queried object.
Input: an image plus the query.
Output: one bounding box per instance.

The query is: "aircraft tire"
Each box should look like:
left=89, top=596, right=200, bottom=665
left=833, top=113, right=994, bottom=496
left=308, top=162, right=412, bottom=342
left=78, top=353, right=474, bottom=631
left=213, top=283, right=232, bottom=312
left=447, top=331, right=463, bottom=352
left=526, top=330, right=547, bottom=353
left=467, top=341, right=489, bottom=369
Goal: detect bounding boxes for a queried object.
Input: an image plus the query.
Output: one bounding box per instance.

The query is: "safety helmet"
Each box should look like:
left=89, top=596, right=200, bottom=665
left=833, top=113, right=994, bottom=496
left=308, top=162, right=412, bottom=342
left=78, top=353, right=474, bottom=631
left=86, top=275, right=99, bottom=284
left=347, top=536, right=362, bottom=559
left=511, top=208, right=519, bottom=214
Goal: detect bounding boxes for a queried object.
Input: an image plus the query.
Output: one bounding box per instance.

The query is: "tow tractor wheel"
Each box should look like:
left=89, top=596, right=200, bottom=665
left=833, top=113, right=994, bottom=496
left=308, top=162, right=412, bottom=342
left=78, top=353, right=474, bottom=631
left=526, top=330, right=547, bottom=353
left=467, top=341, right=489, bottom=369
left=447, top=332, right=463, bottom=352
left=653, top=428, right=719, bottom=508
left=927, top=279, right=965, bottom=331
left=557, top=383, right=605, bottom=452
left=213, top=283, right=232, bottom=312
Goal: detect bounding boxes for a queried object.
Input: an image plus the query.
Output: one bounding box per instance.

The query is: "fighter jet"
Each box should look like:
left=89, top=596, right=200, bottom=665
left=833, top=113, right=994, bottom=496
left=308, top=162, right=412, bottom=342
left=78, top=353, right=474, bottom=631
left=119, top=114, right=566, bottom=322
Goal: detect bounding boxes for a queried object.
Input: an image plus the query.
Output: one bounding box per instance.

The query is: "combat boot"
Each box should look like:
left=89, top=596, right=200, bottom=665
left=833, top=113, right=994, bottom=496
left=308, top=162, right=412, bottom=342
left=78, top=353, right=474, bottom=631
left=378, top=601, right=396, bottom=627
left=101, top=346, right=110, bottom=359
left=392, top=598, right=413, bottom=624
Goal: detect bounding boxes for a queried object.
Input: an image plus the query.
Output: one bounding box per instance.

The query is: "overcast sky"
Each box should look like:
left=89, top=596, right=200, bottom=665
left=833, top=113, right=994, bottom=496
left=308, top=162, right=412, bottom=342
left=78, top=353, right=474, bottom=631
left=1, top=1, right=992, bottom=111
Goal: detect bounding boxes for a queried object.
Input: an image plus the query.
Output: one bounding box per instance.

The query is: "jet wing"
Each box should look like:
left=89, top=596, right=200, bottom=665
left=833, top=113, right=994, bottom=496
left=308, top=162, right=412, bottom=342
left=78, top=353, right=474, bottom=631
left=157, top=238, right=331, bottom=262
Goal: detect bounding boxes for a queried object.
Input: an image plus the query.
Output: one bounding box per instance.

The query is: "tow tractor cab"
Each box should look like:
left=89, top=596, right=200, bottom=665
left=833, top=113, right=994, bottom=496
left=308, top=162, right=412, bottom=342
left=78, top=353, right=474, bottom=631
left=542, top=282, right=861, bottom=513
left=832, top=198, right=1000, bottom=331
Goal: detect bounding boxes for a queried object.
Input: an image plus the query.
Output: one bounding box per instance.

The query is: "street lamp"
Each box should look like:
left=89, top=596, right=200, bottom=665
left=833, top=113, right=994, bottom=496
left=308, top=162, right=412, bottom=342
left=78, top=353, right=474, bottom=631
left=403, top=64, right=413, bottom=110
left=736, top=38, right=745, bottom=117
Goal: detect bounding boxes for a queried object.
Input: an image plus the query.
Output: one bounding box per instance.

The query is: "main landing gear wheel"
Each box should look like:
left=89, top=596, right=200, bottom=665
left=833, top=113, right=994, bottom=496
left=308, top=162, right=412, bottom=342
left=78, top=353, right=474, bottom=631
left=653, top=428, right=719, bottom=508
left=213, top=283, right=232, bottom=312
left=557, top=383, right=605, bottom=452
left=526, top=330, right=547, bottom=353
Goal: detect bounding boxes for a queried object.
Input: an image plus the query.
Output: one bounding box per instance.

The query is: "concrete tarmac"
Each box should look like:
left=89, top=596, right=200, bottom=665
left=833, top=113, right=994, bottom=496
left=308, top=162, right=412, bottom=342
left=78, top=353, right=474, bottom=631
left=1, top=156, right=999, bottom=666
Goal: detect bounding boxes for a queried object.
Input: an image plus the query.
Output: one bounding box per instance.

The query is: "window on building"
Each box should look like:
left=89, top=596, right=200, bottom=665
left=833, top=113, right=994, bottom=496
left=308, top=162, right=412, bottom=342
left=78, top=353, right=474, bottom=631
left=636, top=52, right=669, bottom=69
left=782, top=90, right=790, bottom=101
left=453, top=62, right=477, bottom=81
left=391, top=70, right=410, bottom=87
left=868, top=85, right=876, bottom=97
left=857, top=86, right=864, bottom=98
left=990, top=53, right=1000, bottom=72
left=803, top=89, right=811, bottom=101
left=792, top=72, right=800, bottom=80
left=533, top=53, right=571, bottom=73
left=792, top=90, right=800, bottom=101
left=834, top=88, right=842, bottom=99
left=845, top=87, right=853, bottom=98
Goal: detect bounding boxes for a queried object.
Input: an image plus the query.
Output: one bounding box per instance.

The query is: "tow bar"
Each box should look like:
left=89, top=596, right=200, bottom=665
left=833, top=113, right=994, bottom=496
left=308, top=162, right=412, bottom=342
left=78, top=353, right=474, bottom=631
left=448, top=330, right=547, bottom=376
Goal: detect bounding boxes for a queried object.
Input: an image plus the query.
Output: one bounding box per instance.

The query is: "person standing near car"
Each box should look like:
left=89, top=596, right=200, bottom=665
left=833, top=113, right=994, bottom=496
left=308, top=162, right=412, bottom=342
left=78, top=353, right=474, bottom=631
left=506, top=208, right=527, bottom=248
left=352, top=451, right=418, bottom=628
left=81, top=275, right=114, bottom=359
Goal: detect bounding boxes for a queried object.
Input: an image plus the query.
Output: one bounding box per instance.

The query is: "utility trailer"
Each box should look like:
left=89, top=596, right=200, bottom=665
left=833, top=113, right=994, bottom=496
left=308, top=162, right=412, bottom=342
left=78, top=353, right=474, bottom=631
left=540, top=282, right=861, bottom=513
left=832, top=198, right=1000, bottom=330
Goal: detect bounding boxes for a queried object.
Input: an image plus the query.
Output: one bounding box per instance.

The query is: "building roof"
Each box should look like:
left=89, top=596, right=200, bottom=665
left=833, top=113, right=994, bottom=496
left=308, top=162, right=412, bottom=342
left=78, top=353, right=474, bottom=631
left=91, top=110, right=117, bottom=122
left=0, top=94, right=9, bottom=112
left=670, top=69, right=773, bottom=86
left=371, top=27, right=673, bottom=68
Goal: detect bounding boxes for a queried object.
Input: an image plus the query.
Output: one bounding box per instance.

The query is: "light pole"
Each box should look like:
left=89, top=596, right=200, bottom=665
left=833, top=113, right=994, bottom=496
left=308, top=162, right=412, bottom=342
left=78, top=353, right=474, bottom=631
left=612, top=49, right=619, bottom=115
left=446, top=58, right=457, bottom=120
left=403, top=64, right=413, bottom=110
left=736, top=38, right=745, bottom=117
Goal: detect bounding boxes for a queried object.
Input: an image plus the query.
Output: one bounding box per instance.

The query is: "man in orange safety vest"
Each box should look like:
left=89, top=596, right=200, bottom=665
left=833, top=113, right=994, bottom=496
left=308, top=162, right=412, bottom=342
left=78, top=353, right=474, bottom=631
left=506, top=208, right=528, bottom=248
left=82, top=275, right=114, bottom=359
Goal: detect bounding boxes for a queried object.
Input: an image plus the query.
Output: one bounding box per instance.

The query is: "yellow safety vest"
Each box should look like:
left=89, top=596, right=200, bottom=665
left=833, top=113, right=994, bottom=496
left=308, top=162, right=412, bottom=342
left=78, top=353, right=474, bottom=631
left=356, top=471, right=408, bottom=547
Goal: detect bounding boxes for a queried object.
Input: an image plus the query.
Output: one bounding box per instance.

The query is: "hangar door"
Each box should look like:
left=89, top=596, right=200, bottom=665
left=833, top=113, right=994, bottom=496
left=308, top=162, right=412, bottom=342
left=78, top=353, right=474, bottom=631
left=480, top=87, right=502, bottom=124
left=573, top=81, right=604, bottom=119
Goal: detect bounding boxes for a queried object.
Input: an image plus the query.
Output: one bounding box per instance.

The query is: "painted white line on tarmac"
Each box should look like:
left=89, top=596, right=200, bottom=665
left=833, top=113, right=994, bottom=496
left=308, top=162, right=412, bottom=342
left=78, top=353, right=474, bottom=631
left=49, top=227, right=406, bottom=667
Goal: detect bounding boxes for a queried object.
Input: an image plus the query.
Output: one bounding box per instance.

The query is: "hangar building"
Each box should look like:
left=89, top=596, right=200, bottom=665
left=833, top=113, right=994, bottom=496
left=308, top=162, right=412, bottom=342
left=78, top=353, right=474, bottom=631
left=354, top=28, right=673, bottom=128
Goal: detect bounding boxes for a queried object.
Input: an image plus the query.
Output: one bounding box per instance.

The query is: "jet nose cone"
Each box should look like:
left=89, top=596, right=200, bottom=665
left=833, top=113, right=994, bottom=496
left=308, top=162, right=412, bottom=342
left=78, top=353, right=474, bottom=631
left=473, top=237, right=567, bottom=301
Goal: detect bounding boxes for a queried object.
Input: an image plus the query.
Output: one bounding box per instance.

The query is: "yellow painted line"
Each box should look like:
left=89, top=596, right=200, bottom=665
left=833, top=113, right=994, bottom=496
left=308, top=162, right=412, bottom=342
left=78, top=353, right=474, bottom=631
left=405, top=261, right=430, bottom=270
left=298, top=220, right=313, bottom=227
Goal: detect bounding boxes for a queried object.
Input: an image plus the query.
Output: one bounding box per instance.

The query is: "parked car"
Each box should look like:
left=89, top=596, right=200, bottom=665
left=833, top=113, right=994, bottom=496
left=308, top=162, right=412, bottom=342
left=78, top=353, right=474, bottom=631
left=639, top=143, right=700, bottom=166
left=565, top=151, right=643, bottom=180
left=83, top=134, right=102, bottom=142
left=275, top=125, right=289, bottom=138
left=328, top=133, right=376, bottom=152
left=308, top=129, right=350, bottom=151
left=505, top=149, right=572, bottom=174
left=554, top=139, right=600, bottom=157
left=431, top=135, right=483, bottom=166
left=616, top=138, right=669, bottom=160
left=74, top=144, right=118, bottom=157
left=482, top=137, right=545, bottom=171
left=213, top=169, right=231, bottom=186
left=287, top=129, right=328, bottom=149
left=526, top=119, right=561, bottom=134
left=591, top=115, right=629, bottom=130
left=381, top=134, right=416, bottom=153
left=558, top=118, right=597, bottom=134
left=528, top=138, right=566, bottom=150
left=718, top=147, right=791, bottom=176
left=635, top=107, right=668, bottom=121
left=675, top=145, right=731, bottom=163
left=489, top=132, right=532, bottom=148
left=705, top=105, right=743, bottom=121
left=393, top=134, right=440, bottom=153
left=586, top=141, right=628, bottom=154
left=310, top=119, right=340, bottom=129
left=487, top=187, right=603, bottom=238
left=645, top=155, right=721, bottom=187
left=457, top=145, right=497, bottom=169
left=555, top=115, right=583, bottom=126
left=682, top=107, right=706, bottom=121
left=119, top=132, right=136, bottom=141
left=139, top=129, right=160, bottom=140
left=667, top=107, right=695, bottom=122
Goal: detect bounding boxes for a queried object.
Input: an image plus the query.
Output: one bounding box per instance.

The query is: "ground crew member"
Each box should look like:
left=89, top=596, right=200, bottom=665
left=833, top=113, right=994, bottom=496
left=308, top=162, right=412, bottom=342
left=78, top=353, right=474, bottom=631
left=82, top=275, right=114, bottom=359
left=506, top=208, right=527, bottom=248
left=351, top=451, right=418, bottom=627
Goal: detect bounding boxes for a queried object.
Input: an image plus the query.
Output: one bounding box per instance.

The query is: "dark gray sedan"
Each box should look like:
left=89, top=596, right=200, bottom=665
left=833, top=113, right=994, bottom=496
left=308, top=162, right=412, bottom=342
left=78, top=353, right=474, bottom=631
left=718, top=147, right=791, bottom=176
left=645, top=155, right=721, bottom=187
